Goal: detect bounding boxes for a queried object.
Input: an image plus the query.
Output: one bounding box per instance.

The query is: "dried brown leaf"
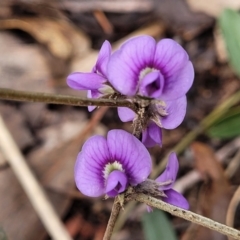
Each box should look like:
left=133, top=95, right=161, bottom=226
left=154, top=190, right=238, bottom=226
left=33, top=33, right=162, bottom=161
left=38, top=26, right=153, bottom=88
left=0, top=18, right=90, bottom=60
left=182, top=142, right=232, bottom=240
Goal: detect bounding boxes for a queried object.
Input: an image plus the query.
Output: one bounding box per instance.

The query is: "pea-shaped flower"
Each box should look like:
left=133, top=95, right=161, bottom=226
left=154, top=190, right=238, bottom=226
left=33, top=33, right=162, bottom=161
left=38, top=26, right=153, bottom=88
left=75, top=129, right=152, bottom=197
left=156, top=152, right=189, bottom=209
left=107, top=35, right=193, bottom=100
left=108, top=36, right=194, bottom=147
left=67, top=40, right=113, bottom=111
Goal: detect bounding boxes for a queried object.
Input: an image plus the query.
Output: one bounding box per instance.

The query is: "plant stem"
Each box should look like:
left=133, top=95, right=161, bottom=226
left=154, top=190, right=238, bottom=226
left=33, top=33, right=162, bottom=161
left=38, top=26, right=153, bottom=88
left=115, top=90, right=240, bottom=233
left=128, top=191, right=240, bottom=240
left=0, top=88, right=136, bottom=111
left=103, top=197, right=122, bottom=240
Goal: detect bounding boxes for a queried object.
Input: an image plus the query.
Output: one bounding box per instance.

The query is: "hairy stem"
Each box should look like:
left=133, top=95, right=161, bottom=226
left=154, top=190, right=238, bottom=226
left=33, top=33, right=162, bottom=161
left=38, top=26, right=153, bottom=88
left=103, top=197, right=122, bottom=240
left=128, top=191, right=240, bottom=240
left=0, top=88, right=136, bottom=111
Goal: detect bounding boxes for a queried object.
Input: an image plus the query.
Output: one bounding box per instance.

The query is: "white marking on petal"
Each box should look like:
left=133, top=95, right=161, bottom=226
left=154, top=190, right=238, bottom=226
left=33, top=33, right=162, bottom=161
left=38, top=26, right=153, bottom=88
left=103, top=161, right=124, bottom=179
left=139, top=67, right=153, bottom=81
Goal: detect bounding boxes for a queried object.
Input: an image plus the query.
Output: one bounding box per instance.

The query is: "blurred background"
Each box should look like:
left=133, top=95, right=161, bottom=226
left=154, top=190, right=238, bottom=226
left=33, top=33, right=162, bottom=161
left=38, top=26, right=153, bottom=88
left=1, top=0, right=240, bottom=239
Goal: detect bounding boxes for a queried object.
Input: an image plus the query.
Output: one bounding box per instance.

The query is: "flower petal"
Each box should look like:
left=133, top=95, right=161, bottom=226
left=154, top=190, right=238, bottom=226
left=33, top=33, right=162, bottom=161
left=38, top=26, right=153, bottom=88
left=74, top=135, right=110, bottom=197
left=147, top=206, right=153, bottom=212
left=153, top=39, right=194, bottom=100
left=139, top=71, right=164, bottom=98
left=107, top=129, right=152, bottom=185
left=161, top=96, right=187, bottom=129
left=117, top=107, right=135, bottom=122
left=67, top=72, right=106, bottom=90
left=161, top=62, right=194, bottom=100
left=156, top=152, right=179, bottom=190
left=87, top=90, right=102, bottom=112
left=94, top=40, right=112, bottom=76
left=142, top=122, right=162, bottom=148
left=105, top=170, right=128, bottom=197
left=108, top=35, right=156, bottom=96
left=154, top=39, right=189, bottom=76
left=163, top=189, right=189, bottom=210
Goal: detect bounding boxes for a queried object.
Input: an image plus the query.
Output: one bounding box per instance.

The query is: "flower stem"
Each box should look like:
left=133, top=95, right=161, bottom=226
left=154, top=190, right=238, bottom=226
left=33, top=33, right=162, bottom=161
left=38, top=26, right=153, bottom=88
left=0, top=88, right=137, bottom=111
left=103, top=197, right=122, bottom=240
left=129, top=191, right=240, bottom=240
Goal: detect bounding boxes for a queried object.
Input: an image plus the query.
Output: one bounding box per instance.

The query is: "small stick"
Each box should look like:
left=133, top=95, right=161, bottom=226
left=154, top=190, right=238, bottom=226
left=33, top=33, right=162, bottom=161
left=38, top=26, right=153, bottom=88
left=103, top=197, right=122, bottom=240
left=226, top=186, right=240, bottom=231
left=0, top=115, right=72, bottom=240
left=93, top=10, right=113, bottom=35
left=0, top=88, right=136, bottom=111
left=130, top=192, right=240, bottom=240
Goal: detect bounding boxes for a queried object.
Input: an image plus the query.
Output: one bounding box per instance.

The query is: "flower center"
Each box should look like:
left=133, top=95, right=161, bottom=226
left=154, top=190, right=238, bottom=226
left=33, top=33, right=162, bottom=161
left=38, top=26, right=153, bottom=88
left=138, top=67, right=164, bottom=98
left=139, top=67, right=157, bottom=81
left=103, top=161, right=124, bottom=179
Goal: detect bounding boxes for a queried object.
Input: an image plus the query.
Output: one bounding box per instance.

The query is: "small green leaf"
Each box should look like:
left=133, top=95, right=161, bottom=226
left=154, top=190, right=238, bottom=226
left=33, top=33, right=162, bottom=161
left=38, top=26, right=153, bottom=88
left=219, top=9, right=240, bottom=77
left=207, top=107, right=240, bottom=139
left=141, top=210, right=177, bottom=240
left=0, top=227, right=8, bottom=240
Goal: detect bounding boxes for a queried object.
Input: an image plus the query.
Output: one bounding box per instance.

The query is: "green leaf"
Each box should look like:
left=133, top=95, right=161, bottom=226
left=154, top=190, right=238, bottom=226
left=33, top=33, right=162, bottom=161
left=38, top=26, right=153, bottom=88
left=219, top=9, right=240, bottom=77
left=0, top=227, right=8, bottom=240
left=207, top=107, right=240, bottom=139
left=141, top=210, right=177, bottom=240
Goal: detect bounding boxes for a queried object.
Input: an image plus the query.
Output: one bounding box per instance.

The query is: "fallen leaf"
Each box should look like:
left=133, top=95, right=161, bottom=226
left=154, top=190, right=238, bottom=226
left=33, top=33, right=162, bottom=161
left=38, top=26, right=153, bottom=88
left=0, top=31, right=52, bottom=92
left=0, top=18, right=89, bottom=60
left=182, top=142, right=232, bottom=240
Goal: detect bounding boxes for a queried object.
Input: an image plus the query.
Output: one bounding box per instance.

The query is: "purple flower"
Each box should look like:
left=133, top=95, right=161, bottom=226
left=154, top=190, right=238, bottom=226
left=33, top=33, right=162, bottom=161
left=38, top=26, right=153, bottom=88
left=142, top=121, right=162, bottom=148
left=109, top=36, right=193, bottom=147
left=74, top=129, right=152, bottom=197
left=107, top=36, right=194, bottom=100
left=118, top=96, right=187, bottom=147
left=151, top=152, right=189, bottom=210
left=67, top=40, right=113, bottom=111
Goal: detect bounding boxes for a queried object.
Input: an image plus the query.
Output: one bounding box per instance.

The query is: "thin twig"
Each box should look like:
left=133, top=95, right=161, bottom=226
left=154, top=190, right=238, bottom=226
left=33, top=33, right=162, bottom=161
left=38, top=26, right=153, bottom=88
left=128, top=191, right=240, bottom=240
left=226, top=186, right=240, bottom=233
left=112, top=201, right=136, bottom=236
left=93, top=10, right=113, bottom=35
left=113, top=90, right=240, bottom=233
left=0, top=88, right=136, bottom=111
left=225, top=148, right=240, bottom=179
left=103, top=197, right=122, bottom=240
left=0, top=115, right=72, bottom=240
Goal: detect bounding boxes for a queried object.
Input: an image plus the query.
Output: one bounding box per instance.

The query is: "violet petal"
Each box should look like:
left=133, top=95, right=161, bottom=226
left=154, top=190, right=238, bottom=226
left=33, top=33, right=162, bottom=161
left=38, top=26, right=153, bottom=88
left=105, top=170, right=128, bottom=197
left=164, top=189, right=189, bottom=210
left=153, top=39, right=194, bottom=100
left=108, top=35, right=156, bottom=96
left=117, top=107, right=135, bottom=122
left=161, top=62, right=194, bottom=101
left=161, top=96, right=187, bottom=129
left=139, top=71, right=164, bottom=98
left=74, top=135, right=110, bottom=197
left=147, top=206, right=153, bottom=212
left=156, top=152, right=179, bottom=190
left=142, top=122, right=162, bottom=148
left=154, top=39, right=189, bottom=76
left=67, top=72, right=106, bottom=90
left=93, top=40, right=112, bottom=76
left=107, top=129, right=152, bottom=185
left=87, top=90, right=102, bottom=112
